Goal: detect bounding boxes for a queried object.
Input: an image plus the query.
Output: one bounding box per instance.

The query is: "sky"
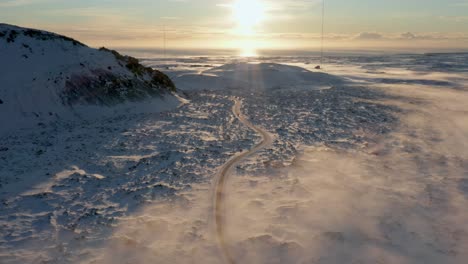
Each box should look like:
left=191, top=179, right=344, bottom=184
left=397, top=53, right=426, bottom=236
left=1, top=0, right=468, bottom=53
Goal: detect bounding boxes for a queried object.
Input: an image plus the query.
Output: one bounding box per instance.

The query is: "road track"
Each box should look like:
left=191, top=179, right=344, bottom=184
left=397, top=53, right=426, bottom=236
left=213, top=98, right=274, bottom=264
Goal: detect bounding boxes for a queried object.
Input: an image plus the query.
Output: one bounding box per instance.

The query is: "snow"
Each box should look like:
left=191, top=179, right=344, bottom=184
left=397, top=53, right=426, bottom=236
left=173, top=62, right=343, bottom=91
left=0, top=24, right=180, bottom=136
left=1, top=46, right=468, bottom=263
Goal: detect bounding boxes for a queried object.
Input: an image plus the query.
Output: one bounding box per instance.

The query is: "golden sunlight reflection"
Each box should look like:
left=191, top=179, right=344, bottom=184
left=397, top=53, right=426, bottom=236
left=240, top=46, right=257, bottom=57
left=239, top=39, right=258, bottom=57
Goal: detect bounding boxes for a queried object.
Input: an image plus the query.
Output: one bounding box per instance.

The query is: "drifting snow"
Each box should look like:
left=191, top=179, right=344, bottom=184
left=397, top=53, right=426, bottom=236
left=1, top=49, right=468, bottom=264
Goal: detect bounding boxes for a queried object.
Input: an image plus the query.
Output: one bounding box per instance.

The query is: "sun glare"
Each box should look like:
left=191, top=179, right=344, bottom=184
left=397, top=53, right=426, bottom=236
left=231, top=0, right=265, bottom=56
left=240, top=46, right=257, bottom=57
left=232, top=0, right=265, bottom=35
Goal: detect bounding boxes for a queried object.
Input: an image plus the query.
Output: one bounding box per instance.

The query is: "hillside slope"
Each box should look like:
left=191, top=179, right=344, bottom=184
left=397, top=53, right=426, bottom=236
left=0, top=23, right=179, bottom=134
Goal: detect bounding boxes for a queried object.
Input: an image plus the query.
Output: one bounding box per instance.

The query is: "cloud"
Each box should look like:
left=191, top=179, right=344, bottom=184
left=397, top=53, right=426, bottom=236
left=355, top=32, right=384, bottom=40
left=0, top=0, right=53, bottom=7
left=399, top=32, right=437, bottom=40
left=350, top=31, right=468, bottom=42
left=160, top=17, right=181, bottom=20
left=218, top=0, right=322, bottom=19
left=439, top=15, right=468, bottom=22
left=400, top=32, right=417, bottom=39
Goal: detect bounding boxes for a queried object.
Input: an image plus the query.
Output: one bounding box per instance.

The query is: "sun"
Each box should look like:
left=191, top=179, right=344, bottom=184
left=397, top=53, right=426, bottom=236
left=232, top=0, right=266, bottom=35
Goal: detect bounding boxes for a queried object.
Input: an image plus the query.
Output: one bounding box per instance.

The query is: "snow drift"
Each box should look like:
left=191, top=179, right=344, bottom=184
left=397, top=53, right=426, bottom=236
left=0, top=24, right=179, bottom=135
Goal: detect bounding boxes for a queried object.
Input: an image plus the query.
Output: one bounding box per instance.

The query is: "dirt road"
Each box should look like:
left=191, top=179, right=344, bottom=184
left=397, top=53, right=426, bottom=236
left=213, top=98, right=274, bottom=264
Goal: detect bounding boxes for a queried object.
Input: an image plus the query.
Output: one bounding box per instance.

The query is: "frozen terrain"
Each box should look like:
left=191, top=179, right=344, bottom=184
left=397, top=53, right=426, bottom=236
left=0, top=24, right=178, bottom=136
left=174, top=62, right=343, bottom=91
left=1, top=49, right=468, bottom=264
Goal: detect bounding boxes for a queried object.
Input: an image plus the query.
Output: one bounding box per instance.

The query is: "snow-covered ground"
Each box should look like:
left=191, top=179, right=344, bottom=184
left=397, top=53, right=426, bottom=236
left=0, top=24, right=179, bottom=136
left=1, top=51, right=468, bottom=263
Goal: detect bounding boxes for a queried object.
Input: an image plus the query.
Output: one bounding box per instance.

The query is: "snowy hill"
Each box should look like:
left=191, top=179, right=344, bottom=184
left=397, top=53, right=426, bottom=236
left=174, top=62, right=344, bottom=91
left=0, top=23, right=179, bottom=135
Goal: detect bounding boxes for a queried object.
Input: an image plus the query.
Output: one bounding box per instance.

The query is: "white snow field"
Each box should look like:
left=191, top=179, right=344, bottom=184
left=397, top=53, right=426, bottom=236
left=1, top=46, right=468, bottom=264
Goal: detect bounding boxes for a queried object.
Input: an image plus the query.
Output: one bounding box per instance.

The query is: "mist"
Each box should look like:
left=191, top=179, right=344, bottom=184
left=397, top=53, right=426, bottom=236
left=86, top=66, right=468, bottom=264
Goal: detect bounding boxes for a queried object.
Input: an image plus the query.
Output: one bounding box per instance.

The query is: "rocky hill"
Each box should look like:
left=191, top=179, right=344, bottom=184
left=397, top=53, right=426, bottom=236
left=0, top=23, right=179, bottom=134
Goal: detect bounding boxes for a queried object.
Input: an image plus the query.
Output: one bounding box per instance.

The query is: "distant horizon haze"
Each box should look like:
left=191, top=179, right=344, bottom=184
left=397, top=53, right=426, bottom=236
left=1, top=0, right=467, bottom=55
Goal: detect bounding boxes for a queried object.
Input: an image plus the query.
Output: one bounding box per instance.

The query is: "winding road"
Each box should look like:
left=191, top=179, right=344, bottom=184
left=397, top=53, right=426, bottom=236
left=213, top=98, right=274, bottom=264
